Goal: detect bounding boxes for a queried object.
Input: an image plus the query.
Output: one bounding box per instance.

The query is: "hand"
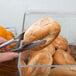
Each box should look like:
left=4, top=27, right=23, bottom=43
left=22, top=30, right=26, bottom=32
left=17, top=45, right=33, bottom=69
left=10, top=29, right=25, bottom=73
left=0, top=37, right=18, bottom=63
left=0, top=52, right=18, bottom=63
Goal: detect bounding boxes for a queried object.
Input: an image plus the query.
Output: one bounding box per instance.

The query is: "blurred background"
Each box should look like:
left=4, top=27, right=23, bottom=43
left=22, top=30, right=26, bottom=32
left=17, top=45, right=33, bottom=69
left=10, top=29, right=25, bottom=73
left=0, top=0, right=76, bottom=34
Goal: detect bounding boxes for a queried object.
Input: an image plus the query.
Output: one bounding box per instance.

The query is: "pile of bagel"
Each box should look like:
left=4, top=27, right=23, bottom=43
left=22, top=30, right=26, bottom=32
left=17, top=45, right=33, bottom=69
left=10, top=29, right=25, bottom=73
left=20, top=18, right=76, bottom=76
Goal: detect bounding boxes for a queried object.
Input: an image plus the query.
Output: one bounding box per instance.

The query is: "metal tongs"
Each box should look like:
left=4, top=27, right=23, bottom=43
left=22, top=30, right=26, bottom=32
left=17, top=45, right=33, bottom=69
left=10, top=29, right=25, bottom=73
left=0, top=32, right=46, bottom=53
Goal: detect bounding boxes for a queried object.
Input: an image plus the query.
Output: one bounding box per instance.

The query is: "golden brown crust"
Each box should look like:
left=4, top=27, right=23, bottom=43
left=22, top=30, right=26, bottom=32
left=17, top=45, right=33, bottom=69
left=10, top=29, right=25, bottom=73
left=24, top=51, right=52, bottom=76
left=21, top=50, right=30, bottom=61
left=42, top=44, right=55, bottom=56
left=53, top=35, right=68, bottom=50
left=67, top=47, right=71, bottom=54
left=20, top=54, right=26, bottom=76
left=30, top=44, right=55, bottom=56
left=24, top=67, right=51, bottom=76
left=53, top=49, right=76, bottom=65
left=24, top=18, right=61, bottom=50
left=49, top=67, right=76, bottom=76
left=28, top=51, right=53, bottom=65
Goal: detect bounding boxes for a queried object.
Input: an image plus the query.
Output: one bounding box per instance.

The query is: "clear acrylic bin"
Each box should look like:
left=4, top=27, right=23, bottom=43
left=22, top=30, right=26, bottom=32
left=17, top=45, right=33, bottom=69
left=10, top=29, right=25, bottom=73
left=5, top=27, right=17, bottom=37
left=18, top=11, right=76, bottom=76
left=0, top=27, right=17, bottom=51
left=0, top=27, right=19, bottom=75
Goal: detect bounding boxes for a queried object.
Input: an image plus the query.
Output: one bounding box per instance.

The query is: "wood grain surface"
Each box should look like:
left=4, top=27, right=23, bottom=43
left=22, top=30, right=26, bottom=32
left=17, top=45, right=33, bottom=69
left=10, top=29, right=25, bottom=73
left=0, top=58, right=19, bottom=76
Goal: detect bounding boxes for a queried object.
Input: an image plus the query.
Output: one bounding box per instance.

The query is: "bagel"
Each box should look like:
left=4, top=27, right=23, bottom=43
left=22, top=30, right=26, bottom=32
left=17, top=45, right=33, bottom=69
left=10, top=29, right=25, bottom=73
left=24, top=18, right=61, bottom=50
left=53, top=49, right=76, bottom=65
left=49, top=67, right=76, bottom=76
left=53, top=35, right=68, bottom=50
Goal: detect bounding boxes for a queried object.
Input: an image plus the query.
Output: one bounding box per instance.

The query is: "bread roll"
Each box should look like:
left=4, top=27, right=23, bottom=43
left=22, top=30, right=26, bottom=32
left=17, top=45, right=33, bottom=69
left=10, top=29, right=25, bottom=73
left=20, top=63, right=26, bottom=76
left=28, top=51, right=53, bottom=65
left=24, top=67, right=51, bottom=76
left=24, top=18, right=61, bottom=50
left=53, top=49, right=76, bottom=65
left=42, top=44, right=55, bottom=55
left=21, top=50, right=30, bottom=61
left=53, top=35, right=68, bottom=50
left=30, top=44, right=55, bottom=56
left=20, top=55, right=26, bottom=76
left=67, top=47, right=71, bottom=54
left=24, top=51, right=52, bottom=76
left=49, top=67, right=76, bottom=76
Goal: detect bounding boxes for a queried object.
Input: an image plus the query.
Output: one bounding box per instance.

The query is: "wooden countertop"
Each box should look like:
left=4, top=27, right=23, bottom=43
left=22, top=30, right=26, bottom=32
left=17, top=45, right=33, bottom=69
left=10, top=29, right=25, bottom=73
left=0, top=58, right=19, bottom=76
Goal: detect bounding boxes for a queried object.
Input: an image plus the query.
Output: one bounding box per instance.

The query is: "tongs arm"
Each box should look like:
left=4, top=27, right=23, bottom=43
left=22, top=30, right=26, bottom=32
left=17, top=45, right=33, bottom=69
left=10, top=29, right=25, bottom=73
left=0, top=38, right=18, bottom=48
left=7, top=40, right=46, bottom=53
left=0, top=32, right=25, bottom=48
